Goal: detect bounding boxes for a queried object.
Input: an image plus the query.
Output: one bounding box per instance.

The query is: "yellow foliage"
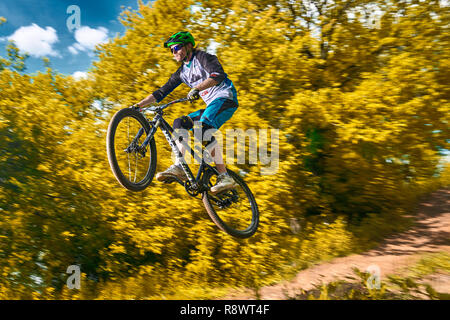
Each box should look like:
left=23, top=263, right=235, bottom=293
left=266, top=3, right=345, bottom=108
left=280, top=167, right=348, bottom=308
left=0, top=0, right=448, bottom=299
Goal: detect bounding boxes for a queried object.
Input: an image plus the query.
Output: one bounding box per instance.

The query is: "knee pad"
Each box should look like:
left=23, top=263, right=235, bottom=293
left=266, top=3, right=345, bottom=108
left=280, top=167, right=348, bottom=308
left=173, top=116, right=193, bottom=142
left=173, top=116, right=194, bottom=130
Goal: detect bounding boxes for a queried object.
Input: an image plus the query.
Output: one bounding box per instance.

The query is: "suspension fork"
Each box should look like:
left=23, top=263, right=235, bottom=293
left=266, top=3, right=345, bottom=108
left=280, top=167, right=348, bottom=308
left=124, top=114, right=159, bottom=154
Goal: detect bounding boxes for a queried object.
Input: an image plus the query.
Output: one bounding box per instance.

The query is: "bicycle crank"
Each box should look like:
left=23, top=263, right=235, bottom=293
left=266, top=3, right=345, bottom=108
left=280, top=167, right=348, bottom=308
left=184, top=180, right=200, bottom=197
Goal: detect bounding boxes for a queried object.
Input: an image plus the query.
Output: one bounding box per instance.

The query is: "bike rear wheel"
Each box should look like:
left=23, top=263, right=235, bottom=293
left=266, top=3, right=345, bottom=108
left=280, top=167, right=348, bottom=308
left=202, top=168, right=259, bottom=238
left=106, top=108, right=157, bottom=191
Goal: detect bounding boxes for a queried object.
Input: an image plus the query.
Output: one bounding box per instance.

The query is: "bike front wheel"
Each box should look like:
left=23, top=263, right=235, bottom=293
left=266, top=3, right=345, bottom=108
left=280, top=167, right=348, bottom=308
left=106, top=108, right=157, bottom=191
left=202, top=168, right=259, bottom=238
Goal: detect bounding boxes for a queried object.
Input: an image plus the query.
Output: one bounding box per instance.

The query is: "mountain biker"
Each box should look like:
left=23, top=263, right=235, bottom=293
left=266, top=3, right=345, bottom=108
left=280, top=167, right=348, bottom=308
left=135, top=31, right=238, bottom=194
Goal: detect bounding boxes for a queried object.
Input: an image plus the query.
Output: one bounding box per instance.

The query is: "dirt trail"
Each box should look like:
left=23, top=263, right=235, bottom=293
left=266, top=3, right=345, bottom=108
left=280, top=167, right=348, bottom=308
left=228, top=189, right=450, bottom=299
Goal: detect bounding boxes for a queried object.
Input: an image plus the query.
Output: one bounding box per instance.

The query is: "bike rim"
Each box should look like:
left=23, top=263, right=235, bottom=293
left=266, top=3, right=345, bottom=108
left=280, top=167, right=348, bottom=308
left=114, top=115, right=152, bottom=185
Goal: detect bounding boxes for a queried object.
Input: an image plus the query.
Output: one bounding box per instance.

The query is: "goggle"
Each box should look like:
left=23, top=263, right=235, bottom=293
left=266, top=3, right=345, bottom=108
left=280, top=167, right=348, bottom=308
left=170, top=44, right=184, bottom=54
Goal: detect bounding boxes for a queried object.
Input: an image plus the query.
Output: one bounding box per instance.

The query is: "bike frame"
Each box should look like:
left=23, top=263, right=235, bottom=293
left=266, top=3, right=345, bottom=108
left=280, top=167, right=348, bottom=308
left=132, top=98, right=220, bottom=193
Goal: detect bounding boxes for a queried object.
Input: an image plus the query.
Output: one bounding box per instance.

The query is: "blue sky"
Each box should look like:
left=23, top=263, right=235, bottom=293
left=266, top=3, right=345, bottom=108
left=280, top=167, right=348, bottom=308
left=0, top=0, right=147, bottom=77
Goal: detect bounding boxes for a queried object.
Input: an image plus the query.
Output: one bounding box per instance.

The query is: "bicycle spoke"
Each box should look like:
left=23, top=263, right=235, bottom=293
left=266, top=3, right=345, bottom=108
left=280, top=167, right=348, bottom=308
left=134, top=151, right=138, bottom=183
left=127, top=117, right=132, bottom=181
left=203, top=170, right=256, bottom=236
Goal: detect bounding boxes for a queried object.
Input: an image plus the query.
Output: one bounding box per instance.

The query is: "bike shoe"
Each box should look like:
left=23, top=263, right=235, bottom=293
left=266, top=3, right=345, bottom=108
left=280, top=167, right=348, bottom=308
left=156, top=164, right=187, bottom=183
left=210, top=173, right=238, bottom=194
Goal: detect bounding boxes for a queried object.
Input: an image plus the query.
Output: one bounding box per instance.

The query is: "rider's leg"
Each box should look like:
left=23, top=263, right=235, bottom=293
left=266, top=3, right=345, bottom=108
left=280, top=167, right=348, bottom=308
left=174, top=139, right=186, bottom=166
left=173, top=115, right=194, bottom=165
left=168, top=115, right=226, bottom=179
left=199, top=99, right=237, bottom=175
left=155, top=115, right=195, bottom=182
left=209, top=144, right=226, bottom=174
left=209, top=144, right=237, bottom=194
left=198, top=99, right=239, bottom=193
left=173, top=116, right=224, bottom=172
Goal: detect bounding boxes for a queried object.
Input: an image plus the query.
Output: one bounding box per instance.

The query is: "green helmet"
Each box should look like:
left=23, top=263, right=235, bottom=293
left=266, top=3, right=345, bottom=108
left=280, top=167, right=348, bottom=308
left=164, top=31, right=195, bottom=48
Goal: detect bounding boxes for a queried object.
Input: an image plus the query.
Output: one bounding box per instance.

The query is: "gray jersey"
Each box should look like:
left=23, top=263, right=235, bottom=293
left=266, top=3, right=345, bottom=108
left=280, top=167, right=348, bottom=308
left=152, top=50, right=238, bottom=106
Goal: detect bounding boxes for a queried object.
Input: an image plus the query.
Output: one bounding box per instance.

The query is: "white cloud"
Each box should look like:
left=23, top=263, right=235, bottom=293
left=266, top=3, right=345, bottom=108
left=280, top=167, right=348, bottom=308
left=68, top=26, right=109, bottom=55
left=73, top=43, right=85, bottom=51
left=68, top=46, right=78, bottom=55
left=8, top=23, right=60, bottom=58
left=72, top=71, right=88, bottom=81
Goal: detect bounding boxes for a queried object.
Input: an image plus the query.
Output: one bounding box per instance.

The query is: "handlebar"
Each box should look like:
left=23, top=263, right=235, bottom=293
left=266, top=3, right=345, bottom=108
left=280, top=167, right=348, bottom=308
left=136, top=97, right=192, bottom=113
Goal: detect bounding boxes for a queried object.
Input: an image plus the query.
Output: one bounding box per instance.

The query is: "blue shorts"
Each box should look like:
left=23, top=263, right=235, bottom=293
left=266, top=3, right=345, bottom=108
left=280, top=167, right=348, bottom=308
left=187, top=98, right=238, bottom=129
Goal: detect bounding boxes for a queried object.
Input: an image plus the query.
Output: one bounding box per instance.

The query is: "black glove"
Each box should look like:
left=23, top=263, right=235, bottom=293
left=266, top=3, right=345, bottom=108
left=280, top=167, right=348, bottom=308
left=187, top=88, right=200, bottom=101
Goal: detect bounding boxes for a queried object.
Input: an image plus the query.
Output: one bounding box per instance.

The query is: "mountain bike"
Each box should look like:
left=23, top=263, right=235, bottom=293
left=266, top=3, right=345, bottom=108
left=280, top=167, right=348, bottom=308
left=106, top=97, right=259, bottom=238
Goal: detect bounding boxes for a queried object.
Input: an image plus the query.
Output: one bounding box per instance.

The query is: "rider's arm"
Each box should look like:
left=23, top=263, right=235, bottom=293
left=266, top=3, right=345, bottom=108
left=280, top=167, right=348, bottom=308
left=143, top=67, right=182, bottom=106
left=194, top=77, right=219, bottom=91
left=137, top=94, right=157, bottom=107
